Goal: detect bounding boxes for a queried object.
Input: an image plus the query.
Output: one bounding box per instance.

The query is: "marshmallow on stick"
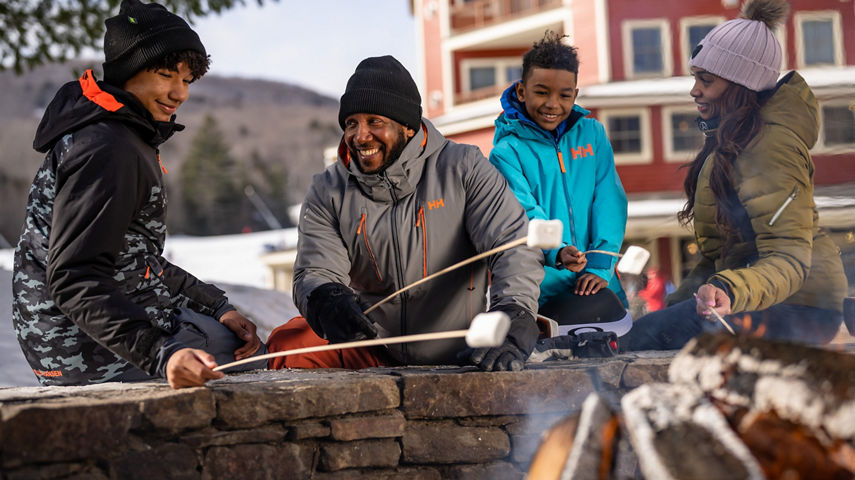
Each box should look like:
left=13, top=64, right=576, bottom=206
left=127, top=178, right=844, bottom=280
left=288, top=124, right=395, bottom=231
left=581, top=245, right=651, bottom=275
left=363, top=219, right=563, bottom=315
left=214, top=311, right=511, bottom=372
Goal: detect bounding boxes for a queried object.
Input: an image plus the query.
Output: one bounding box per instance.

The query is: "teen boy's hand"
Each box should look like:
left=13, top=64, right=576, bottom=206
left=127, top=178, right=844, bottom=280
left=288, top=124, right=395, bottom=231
left=575, top=273, right=607, bottom=295
left=165, top=348, right=224, bottom=389
left=558, top=246, right=587, bottom=272
left=218, top=310, right=262, bottom=360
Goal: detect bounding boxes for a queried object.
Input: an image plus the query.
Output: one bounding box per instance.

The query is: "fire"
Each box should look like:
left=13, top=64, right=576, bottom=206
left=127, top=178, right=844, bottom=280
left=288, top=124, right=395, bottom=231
left=729, top=313, right=766, bottom=338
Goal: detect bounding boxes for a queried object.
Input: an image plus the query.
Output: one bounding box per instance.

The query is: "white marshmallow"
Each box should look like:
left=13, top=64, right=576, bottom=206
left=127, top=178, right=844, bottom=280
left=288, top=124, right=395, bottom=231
left=526, top=219, right=563, bottom=249
left=465, top=311, right=511, bottom=348
left=617, top=245, right=651, bottom=275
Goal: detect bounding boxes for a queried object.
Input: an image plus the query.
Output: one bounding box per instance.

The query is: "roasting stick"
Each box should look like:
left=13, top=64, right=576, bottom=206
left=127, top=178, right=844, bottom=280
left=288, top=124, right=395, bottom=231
left=214, top=311, right=511, bottom=372
left=694, top=293, right=736, bottom=335
left=363, top=219, right=564, bottom=315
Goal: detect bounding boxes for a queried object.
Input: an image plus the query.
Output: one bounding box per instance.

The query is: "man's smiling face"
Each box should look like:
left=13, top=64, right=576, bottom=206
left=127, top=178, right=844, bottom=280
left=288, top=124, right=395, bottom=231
left=343, top=113, right=415, bottom=174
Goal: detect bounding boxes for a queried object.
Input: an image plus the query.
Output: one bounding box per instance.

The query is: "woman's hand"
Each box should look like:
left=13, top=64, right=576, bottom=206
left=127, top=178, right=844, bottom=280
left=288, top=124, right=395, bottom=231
left=695, top=283, right=732, bottom=319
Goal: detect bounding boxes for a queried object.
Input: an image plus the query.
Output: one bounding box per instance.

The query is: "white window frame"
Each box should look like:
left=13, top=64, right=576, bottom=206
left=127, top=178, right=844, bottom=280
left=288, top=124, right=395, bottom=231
left=598, top=108, right=652, bottom=165
left=679, top=16, right=725, bottom=76
left=662, top=105, right=703, bottom=163
left=815, top=99, right=855, bottom=153
left=459, top=57, right=522, bottom=94
left=794, top=10, right=844, bottom=68
left=622, top=19, right=673, bottom=79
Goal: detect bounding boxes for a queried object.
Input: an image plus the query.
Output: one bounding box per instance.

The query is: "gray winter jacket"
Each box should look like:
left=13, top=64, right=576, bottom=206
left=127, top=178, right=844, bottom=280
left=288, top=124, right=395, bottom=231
left=293, top=119, right=544, bottom=365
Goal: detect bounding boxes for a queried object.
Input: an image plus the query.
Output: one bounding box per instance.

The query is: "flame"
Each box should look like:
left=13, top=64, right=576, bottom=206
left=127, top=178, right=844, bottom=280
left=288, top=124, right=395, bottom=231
left=729, top=313, right=766, bottom=338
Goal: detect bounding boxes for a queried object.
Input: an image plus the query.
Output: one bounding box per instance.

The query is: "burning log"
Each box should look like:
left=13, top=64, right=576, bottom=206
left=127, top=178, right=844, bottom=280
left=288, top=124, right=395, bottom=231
left=528, top=333, right=855, bottom=479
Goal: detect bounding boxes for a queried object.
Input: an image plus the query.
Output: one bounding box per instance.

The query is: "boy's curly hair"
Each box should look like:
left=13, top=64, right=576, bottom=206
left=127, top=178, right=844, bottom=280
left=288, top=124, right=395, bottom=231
left=522, top=30, right=579, bottom=81
left=144, top=50, right=211, bottom=82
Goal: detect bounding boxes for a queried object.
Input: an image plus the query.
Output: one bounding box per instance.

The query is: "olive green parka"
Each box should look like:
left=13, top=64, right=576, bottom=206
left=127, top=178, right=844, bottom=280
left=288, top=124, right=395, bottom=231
left=669, top=71, right=847, bottom=314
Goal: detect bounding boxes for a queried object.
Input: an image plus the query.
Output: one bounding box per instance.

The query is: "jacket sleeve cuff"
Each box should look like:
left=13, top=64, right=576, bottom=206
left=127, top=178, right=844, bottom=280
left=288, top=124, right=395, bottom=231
left=213, top=300, right=236, bottom=320
left=707, top=277, right=735, bottom=303
left=545, top=244, right=566, bottom=269
left=154, top=337, right=190, bottom=378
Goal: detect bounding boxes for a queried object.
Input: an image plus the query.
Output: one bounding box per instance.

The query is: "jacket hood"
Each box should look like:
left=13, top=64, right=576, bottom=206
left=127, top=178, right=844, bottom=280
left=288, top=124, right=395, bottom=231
left=494, top=82, right=586, bottom=145
left=760, top=71, right=819, bottom=149
left=335, top=118, right=447, bottom=203
left=33, top=69, right=183, bottom=153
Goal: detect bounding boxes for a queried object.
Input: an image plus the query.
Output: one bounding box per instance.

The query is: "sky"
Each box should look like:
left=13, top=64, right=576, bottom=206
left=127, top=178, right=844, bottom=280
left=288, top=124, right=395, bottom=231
left=191, top=0, right=419, bottom=98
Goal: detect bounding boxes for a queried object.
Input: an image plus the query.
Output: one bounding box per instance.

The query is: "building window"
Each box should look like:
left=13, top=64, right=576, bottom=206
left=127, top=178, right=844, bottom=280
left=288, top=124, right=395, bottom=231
left=598, top=108, right=652, bottom=165
left=663, top=107, right=704, bottom=162
left=795, top=11, right=843, bottom=67
left=679, top=17, right=724, bottom=75
left=623, top=19, right=672, bottom=79
left=819, top=102, right=855, bottom=151
left=459, top=57, right=523, bottom=101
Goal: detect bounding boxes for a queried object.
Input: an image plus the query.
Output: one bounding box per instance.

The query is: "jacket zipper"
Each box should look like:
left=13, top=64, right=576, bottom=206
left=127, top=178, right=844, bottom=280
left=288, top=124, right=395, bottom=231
left=768, top=186, right=799, bottom=226
left=357, top=213, right=383, bottom=281
left=383, top=173, right=408, bottom=359
left=416, top=206, right=427, bottom=278
left=556, top=144, right=577, bottom=245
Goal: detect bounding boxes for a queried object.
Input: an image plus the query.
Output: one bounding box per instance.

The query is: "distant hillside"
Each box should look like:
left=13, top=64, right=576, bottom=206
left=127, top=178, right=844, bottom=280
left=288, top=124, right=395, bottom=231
left=0, top=61, right=342, bottom=241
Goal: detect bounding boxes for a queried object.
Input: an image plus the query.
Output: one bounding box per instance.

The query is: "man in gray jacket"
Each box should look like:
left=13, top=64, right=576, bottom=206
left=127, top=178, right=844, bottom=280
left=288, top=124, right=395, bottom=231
left=267, top=56, right=544, bottom=371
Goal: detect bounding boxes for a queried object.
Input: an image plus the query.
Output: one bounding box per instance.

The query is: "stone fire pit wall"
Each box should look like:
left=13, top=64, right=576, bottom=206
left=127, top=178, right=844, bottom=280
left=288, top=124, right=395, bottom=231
left=0, top=353, right=671, bottom=479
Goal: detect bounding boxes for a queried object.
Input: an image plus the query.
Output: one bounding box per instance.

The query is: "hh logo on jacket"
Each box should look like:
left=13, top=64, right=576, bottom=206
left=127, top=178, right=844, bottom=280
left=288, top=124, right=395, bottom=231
left=571, top=144, right=593, bottom=159
left=428, top=198, right=445, bottom=210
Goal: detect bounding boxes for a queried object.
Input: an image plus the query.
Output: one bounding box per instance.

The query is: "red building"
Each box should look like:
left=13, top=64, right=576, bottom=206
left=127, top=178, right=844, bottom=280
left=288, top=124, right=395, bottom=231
left=413, top=0, right=855, bottom=289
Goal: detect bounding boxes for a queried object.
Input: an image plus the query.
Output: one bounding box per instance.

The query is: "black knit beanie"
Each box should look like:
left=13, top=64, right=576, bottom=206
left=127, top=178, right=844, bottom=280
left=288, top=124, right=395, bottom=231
left=338, top=56, right=422, bottom=131
left=102, top=0, right=206, bottom=87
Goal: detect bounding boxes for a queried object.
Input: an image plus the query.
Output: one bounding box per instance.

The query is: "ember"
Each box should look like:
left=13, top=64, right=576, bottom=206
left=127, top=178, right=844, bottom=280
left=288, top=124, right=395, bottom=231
left=529, top=333, right=855, bottom=479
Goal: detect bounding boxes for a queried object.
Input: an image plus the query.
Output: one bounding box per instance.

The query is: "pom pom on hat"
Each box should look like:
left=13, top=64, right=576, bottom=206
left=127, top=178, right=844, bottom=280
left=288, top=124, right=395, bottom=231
left=689, top=0, right=789, bottom=91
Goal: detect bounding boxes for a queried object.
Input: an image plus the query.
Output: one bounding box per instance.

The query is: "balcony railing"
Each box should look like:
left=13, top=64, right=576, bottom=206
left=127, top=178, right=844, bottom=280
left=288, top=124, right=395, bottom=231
left=450, top=0, right=563, bottom=32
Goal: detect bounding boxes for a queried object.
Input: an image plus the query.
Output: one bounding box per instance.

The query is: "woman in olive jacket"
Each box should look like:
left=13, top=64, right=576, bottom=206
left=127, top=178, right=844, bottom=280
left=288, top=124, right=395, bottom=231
left=625, top=0, right=847, bottom=350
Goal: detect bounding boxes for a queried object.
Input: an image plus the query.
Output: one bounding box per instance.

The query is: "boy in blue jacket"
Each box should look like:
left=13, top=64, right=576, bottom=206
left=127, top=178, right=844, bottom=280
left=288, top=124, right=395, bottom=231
left=490, top=31, right=632, bottom=337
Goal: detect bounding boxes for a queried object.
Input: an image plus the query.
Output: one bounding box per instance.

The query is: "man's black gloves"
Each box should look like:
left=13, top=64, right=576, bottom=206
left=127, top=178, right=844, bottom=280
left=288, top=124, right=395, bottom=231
left=465, top=304, right=539, bottom=372
left=306, top=283, right=377, bottom=344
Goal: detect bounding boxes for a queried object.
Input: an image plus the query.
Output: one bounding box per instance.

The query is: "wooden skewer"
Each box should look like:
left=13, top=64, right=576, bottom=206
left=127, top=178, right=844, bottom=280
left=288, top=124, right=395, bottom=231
left=363, top=237, right=528, bottom=315
left=694, top=293, right=736, bottom=335
left=581, top=249, right=621, bottom=257
left=214, top=329, right=469, bottom=372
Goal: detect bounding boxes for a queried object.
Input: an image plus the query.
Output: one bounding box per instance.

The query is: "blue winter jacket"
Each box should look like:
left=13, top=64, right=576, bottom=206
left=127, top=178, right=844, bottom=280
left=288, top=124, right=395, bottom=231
left=490, top=84, right=628, bottom=306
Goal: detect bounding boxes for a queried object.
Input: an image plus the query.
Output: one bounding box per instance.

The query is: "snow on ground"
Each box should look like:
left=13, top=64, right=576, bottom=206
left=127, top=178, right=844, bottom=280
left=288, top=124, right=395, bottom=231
left=164, top=228, right=298, bottom=289
left=0, top=228, right=301, bottom=387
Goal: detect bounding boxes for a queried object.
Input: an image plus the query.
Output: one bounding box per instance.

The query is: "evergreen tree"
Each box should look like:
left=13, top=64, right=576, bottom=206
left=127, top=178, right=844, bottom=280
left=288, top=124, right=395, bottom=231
left=1, top=0, right=276, bottom=73
left=181, top=114, right=246, bottom=235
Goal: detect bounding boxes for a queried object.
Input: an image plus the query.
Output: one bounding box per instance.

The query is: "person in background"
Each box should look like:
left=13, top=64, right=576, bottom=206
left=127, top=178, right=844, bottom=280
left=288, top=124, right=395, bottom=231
left=625, top=0, right=847, bottom=350
left=489, top=31, right=632, bottom=339
left=12, top=0, right=265, bottom=389
left=266, top=56, right=544, bottom=372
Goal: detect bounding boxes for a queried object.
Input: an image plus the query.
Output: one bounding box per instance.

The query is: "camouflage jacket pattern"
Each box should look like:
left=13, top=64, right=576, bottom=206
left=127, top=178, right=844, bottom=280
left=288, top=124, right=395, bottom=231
left=13, top=71, right=230, bottom=386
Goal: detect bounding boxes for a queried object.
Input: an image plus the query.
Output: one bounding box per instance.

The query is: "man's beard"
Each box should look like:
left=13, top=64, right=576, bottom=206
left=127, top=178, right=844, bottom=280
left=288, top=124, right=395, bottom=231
left=354, top=129, right=409, bottom=175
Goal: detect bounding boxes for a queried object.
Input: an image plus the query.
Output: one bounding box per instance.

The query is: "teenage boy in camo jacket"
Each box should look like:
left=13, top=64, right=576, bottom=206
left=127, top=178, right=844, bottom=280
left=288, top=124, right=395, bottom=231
left=12, top=0, right=265, bottom=389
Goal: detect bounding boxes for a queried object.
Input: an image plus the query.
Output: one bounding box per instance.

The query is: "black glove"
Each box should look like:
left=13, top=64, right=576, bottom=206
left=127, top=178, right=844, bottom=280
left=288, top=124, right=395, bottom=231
left=305, top=283, right=377, bottom=344
left=464, top=304, right=539, bottom=372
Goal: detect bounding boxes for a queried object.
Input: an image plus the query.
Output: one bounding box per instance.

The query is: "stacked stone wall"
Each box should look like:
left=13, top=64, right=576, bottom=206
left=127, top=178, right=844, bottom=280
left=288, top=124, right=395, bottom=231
left=0, top=353, right=671, bottom=479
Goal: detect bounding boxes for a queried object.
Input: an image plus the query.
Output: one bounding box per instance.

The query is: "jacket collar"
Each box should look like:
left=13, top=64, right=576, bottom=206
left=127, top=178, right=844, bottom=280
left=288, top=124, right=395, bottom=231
left=337, top=119, right=443, bottom=203
left=33, top=69, right=183, bottom=153
left=497, top=82, right=586, bottom=141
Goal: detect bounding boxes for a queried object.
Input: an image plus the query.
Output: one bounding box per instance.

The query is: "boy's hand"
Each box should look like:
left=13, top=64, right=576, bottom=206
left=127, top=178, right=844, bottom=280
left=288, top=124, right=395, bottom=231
left=575, top=273, right=607, bottom=295
left=558, top=246, right=587, bottom=272
left=165, top=348, right=224, bottom=389
left=219, top=310, right=261, bottom=360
